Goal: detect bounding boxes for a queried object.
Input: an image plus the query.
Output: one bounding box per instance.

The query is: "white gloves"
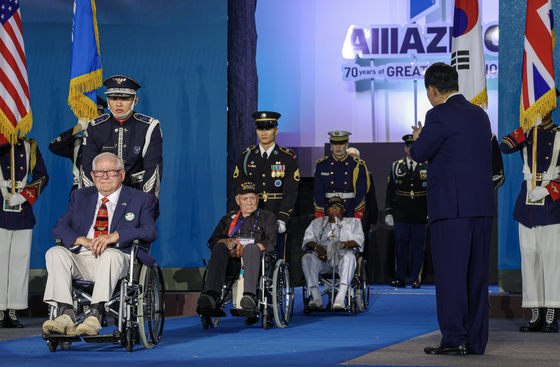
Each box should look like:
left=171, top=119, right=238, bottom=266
left=277, top=220, right=286, bottom=234
left=385, top=214, right=394, bottom=226
left=528, top=186, right=549, bottom=202
left=8, top=193, right=26, bottom=206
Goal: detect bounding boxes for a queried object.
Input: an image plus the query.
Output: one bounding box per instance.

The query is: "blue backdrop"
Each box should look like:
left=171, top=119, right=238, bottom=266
left=498, top=0, right=560, bottom=271
left=20, top=0, right=227, bottom=269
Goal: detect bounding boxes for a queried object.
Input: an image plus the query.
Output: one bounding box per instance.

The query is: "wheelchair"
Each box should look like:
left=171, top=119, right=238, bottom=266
left=302, top=250, right=369, bottom=316
left=42, top=240, right=165, bottom=353
left=197, top=251, right=294, bottom=330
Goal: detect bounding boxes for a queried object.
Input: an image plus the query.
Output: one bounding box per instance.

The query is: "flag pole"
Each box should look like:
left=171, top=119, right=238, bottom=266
left=532, top=126, right=537, bottom=190
left=10, top=144, right=15, bottom=194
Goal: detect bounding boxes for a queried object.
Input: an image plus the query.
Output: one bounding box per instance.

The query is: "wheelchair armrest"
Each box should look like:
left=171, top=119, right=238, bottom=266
left=127, top=239, right=151, bottom=253
left=55, top=238, right=64, bottom=246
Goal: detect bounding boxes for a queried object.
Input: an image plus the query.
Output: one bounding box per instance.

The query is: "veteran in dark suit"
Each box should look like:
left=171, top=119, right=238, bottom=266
left=49, top=96, right=107, bottom=193
left=81, top=75, right=163, bottom=199
left=385, top=134, right=428, bottom=289
left=43, top=152, right=157, bottom=337
left=314, top=130, right=369, bottom=220
left=232, top=111, right=299, bottom=258
left=410, top=63, right=496, bottom=355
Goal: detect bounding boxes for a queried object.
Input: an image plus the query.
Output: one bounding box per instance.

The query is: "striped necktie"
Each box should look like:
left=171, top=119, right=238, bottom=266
left=94, top=198, right=109, bottom=237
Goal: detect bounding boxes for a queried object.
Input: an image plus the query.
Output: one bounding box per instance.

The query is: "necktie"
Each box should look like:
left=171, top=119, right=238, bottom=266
left=263, top=152, right=268, bottom=160
left=94, top=198, right=109, bottom=237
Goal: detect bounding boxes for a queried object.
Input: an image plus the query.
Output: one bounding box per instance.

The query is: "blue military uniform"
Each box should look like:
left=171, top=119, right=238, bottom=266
left=81, top=76, right=162, bottom=198
left=0, top=137, right=48, bottom=327
left=313, top=130, right=369, bottom=220
left=501, top=121, right=560, bottom=331
left=385, top=134, right=428, bottom=287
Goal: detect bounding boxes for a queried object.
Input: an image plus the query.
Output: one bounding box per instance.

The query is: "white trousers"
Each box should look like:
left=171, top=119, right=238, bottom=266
left=0, top=228, right=32, bottom=310
left=519, top=222, right=560, bottom=308
left=43, top=246, right=129, bottom=308
left=302, top=252, right=356, bottom=294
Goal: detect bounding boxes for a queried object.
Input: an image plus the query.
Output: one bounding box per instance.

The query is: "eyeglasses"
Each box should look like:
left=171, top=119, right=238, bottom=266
left=92, top=170, right=122, bottom=177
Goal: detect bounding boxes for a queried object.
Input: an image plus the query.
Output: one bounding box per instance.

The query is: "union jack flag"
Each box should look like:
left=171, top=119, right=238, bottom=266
left=520, top=0, right=556, bottom=131
left=0, top=0, right=32, bottom=145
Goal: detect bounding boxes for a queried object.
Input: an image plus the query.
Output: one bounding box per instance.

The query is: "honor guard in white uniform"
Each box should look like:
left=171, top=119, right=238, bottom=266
left=81, top=75, right=163, bottom=200
left=314, top=130, right=369, bottom=220
left=232, top=111, right=300, bottom=258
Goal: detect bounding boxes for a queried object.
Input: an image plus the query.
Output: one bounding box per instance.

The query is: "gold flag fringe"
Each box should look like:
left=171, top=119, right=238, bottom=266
left=470, top=88, right=488, bottom=109
left=67, top=68, right=103, bottom=121
left=0, top=109, right=33, bottom=145
left=519, top=88, right=557, bottom=131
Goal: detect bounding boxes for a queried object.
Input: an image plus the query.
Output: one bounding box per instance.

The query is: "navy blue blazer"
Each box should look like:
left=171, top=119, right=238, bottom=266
left=52, top=185, right=158, bottom=265
left=410, top=94, right=496, bottom=224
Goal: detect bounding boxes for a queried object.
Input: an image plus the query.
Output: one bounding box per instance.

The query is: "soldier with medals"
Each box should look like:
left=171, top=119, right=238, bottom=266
left=313, top=130, right=369, bottom=220
left=0, top=135, right=49, bottom=327
left=49, top=96, right=107, bottom=193
left=81, top=75, right=163, bottom=201
left=232, top=111, right=300, bottom=258
left=385, top=134, right=428, bottom=289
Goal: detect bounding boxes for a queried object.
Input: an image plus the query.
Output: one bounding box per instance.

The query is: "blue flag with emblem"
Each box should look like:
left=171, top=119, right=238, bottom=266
left=67, top=0, right=103, bottom=122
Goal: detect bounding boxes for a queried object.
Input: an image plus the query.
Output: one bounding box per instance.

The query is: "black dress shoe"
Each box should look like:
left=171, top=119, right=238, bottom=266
left=3, top=310, right=23, bottom=328
left=240, top=295, right=257, bottom=310
left=411, top=280, right=421, bottom=289
left=520, top=308, right=544, bottom=332
left=390, top=279, right=405, bottom=288
left=424, top=341, right=468, bottom=355
left=541, top=308, right=558, bottom=333
left=197, top=293, right=217, bottom=310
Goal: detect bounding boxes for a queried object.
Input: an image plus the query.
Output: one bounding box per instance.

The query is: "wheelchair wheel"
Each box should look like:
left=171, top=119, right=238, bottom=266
left=138, top=263, right=165, bottom=349
left=201, top=315, right=220, bottom=329
left=59, top=341, right=72, bottom=350
left=272, top=260, right=294, bottom=328
left=356, top=257, right=369, bottom=312
left=262, top=313, right=269, bottom=330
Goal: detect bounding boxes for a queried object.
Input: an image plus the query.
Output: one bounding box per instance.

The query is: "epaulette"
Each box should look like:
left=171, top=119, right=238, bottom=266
left=394, top=158, right=405, bottom=164
left=353, top=156, right=365, bottom=164
left=242, top=145, right=257, bottom=154
left=90, top=114, right=110, bottom=126
left=316, top=156, right=329, bottom=164
left=134, top=113, right=154, bottom=124
left=19, top=136, right=36, bottom=144
left=279, top=146, right=294, bottom=156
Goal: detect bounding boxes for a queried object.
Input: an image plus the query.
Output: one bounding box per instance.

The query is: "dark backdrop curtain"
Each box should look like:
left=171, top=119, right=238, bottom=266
left=227, top=0, right=258, bottom=208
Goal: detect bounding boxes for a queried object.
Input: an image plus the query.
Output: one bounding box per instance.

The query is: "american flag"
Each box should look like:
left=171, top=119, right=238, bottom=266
left=520, top=0, right=556, bottom=131
left=0, top=0, right=31, bottom=145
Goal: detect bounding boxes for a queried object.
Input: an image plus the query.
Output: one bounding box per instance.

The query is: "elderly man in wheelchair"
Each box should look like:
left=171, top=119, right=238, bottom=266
left=197, top=181, right=278, bottom=326
left=41, top=152, right=158, bottom=339
left=302, top=196, right=365, bottom=311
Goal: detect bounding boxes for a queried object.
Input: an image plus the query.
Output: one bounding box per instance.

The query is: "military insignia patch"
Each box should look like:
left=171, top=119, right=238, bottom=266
left=233, top=166, right=239, bottom=178
left=274, top=150, right=278, bottom=155
left=125, top=212, right=135, bottom=221
left=275, top=180, right=282, bottom=187
left=420, top=170, right=427, bottom=180
left=133, top=146, right=141, bottom=155
left=294, top=168, right=300, bottom=181
left=321, top=172, right=329, bottom=176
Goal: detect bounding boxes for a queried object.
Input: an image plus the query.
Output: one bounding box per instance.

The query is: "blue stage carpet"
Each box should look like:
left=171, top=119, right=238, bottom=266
left=0, top=286, right=439, bottom=366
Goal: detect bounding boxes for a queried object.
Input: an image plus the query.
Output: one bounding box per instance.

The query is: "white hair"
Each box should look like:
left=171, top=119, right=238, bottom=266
left=92, top=152, right=125, bottom=171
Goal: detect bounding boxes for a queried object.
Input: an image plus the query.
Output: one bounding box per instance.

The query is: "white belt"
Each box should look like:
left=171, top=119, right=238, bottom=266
left=325, top=192, right=355, bottom=199
left=523, top=173, right=559, bottom=181
left=0, top=180, right=24, bottom=188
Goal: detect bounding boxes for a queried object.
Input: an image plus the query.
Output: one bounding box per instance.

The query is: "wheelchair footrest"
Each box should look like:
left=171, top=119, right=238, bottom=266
left=230, top=308, right=258, bottom=318
left=42, top=333, right=82, bottom=342
left=304, top=305, right=327, bottom=312
left=82, top=333, right=120, bottom=344
left=197, top=307, right=227, bottom=318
